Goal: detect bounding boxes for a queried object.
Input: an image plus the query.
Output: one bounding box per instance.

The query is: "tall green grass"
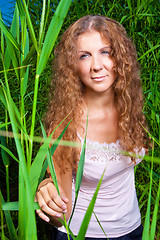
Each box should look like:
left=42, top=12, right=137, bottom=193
left=0, top=0, right=73, bottom=239
left=0, top=0, right=160, bottom=239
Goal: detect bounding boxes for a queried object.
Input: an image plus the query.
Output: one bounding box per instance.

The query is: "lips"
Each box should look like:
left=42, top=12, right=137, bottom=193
left=91, top=76, right=106, bottom=81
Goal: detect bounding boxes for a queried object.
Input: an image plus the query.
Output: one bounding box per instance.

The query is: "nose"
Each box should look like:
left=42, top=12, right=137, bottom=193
left=91, top=55, right=103, bottom=72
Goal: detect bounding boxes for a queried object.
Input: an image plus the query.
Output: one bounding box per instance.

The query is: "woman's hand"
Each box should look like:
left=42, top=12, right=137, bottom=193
left=35, top=178, right=70, bottom=225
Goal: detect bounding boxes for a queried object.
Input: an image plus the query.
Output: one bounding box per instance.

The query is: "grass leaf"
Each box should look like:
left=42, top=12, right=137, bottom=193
left=0, top=18, right=21, bottom=52
left=138, top=45, right=160, bottom=61
left=36, top=0, right=72, bottom=76
left=30, top=116, right=71, bottom=196
left=142, top=144, right=154, bottom=240
left=0, top=128, right=10, bottom=166
left=17, top=0, right=38, bottom=53
left=69, top=115, right=88, bottom=226
left=45, top=120, right=72, bottom=194
left=149, top=180, right=160, bottom=239
left=76, top=167, right=106, bottom=239
left=0, top=191, right=18, bottom=240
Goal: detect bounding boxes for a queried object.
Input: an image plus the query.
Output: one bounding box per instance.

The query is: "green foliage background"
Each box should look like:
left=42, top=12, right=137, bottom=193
left=0, top=0, right=160, bottom=239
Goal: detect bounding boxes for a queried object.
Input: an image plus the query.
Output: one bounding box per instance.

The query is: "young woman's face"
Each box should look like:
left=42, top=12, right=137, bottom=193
left=77, top=30, right=117, bottom=95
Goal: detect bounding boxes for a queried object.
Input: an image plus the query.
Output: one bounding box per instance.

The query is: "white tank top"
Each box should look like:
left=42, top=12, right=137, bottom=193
left=59, top=134, right=145, bottom=238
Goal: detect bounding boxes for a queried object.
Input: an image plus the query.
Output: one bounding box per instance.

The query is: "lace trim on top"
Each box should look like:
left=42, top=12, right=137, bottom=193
left=77, top=133, right=122, bottom=163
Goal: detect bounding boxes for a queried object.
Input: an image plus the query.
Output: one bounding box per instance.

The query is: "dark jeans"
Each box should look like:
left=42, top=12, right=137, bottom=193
left=51, top=224, right=143, bottom=240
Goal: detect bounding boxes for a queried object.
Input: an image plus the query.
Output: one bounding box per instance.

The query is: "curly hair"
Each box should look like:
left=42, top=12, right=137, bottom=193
left=44, top=15, right=149, bottom=172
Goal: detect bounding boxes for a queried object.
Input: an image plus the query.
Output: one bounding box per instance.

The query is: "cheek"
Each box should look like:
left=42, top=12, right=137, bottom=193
left=104, top=58, right=114, bottom=70
left=78, top=62, right=89, bottom=77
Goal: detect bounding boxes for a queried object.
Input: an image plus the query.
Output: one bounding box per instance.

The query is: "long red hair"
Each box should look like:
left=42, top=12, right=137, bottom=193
left=44, top=15, right=148, bottom=172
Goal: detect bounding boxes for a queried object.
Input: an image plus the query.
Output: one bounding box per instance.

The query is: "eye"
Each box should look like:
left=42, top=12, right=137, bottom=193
left=79, top=53, right=90, bottom=60
left=101, top=50, right=110, bottom=55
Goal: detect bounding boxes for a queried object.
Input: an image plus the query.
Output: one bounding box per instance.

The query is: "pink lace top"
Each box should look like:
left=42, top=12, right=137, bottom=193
left=59, top=134, right=145, bottom=238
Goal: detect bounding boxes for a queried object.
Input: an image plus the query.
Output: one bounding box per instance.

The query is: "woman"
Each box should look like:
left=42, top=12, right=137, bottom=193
left=36, top=15, right=148, bottom=240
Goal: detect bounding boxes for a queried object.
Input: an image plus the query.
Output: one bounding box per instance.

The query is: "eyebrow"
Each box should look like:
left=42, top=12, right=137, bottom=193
left=78, top=46, right=111, bottom=53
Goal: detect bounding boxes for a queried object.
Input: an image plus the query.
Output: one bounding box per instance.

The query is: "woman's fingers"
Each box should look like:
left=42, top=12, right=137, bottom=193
left=36, top=209, right=50, bottom=222
left=36, top=190, right=62, bottom=218
left=47, top=184, right=68, bottom=212
left=36, top=182, right=69, bottom=221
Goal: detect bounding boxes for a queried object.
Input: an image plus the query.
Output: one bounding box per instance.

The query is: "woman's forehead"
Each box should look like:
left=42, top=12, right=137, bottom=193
left=76, top=29, right=110, bottom=46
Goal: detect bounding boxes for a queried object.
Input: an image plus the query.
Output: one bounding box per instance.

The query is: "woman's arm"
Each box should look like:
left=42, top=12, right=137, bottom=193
left=36, top=164, right=72, bottom=227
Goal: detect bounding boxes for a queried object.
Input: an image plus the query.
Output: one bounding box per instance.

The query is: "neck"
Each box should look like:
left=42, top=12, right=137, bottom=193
left=83, top=89, right=116, bottom=113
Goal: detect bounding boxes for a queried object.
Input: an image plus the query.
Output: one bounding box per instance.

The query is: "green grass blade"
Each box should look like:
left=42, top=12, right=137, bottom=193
left=20, top=29, right=29, bottom=96
left=17, top=0, right=30, bottom=89
left=38, top=118, right=72, bottom=184
left=5, top=38, right=19, bottom=80
left=0, top=10, right=4, bottom=55
left=68, top=116, right=88, bottom=226
left=30, top=116, right=71, bottom=196
left=2, top=87, right=27, bottom=134
left=145, top=98, right=159, bottom=115
left=21, top=63, right=29, bottom=97
left=73, top=0, right=82, bottom=18
left=16, top=0, right=25, bottom=18
left=141, top=164, right=160, bottom=180
left=29, top=132, right=56, bottom=196
left=1, top=5, right=20, bottom=79
left=36, top=0, right=72, bottom=76
left=93, top=212, right=108, bottom=239
left=58, top=218, right=76, bottom=240
left=137, top=32, right=158, bottom=64
left=3, top=88, right=37, bottom=239
left=0, top=86, right=7, bottom=108
left=85, top=0, right=89, bottom=14
left=136, top=0, right=147, bottom=14
left=3, top=46, right=11, bottom=71
left=2, top=201, right=40, bottom=211
left=149, top=180, right=160, bottom=239
left=138, top=45, right=160, bottom=61
left=22, top=45, right=36, bottom=66
left=0, top=19, right=21, bottom=52
left=5, top=165, right=10, bottom=202
left=44, top=121, right=72, bottom=240
left=47, top=148, right=60, bottom=193
left=0, top=129, right=10, bottom=166
left=2, top=201, right=18, bottom=211
left=38, top=158, right=48, bottom=184
left=38, top=0, right=46, bottom=47
left=43, top=120, right=72, bottom=194
left=0, top=10, right=10, bottom=71
left=75, top=117, right=88, bottom=196
left=17, top=0, right=38, bottom=53
left=26, top=0, right=72, bottom=166
left=0, top=191, right=18, bottom=240
left=41, top=0, right=51, bottom=44
left=76, top=167, right=106, bottom=239
left=0, top=194, right=5, bottom=240
left=142, top=145, right=154, bottom=240
left=28, top=74, right=40, bottom=165
left=0, top=129, right=10, bottom=202
left=0, top=122, right=11, bottom=129
left=18, top=165, right=27, bottom=239
left=126, top=0, right=132, bottom=13
left=10, top=3, right=20, bottom=43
